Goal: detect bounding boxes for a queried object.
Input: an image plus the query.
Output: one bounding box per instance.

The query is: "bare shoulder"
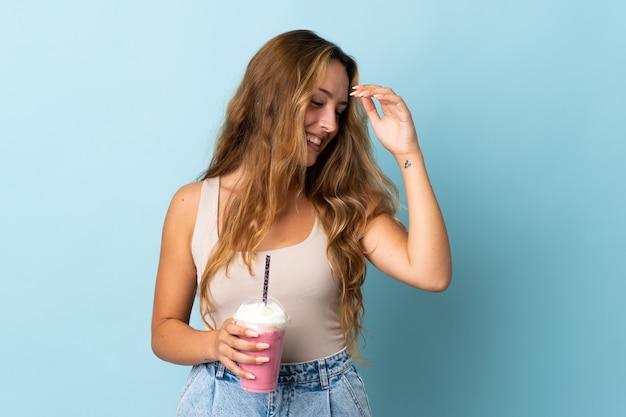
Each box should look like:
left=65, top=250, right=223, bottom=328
left=171, top=182, right=203, bottom=207
left=164, top=182, right=204, bottom=231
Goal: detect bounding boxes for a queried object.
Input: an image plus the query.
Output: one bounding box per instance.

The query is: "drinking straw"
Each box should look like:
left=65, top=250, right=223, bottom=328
left=262, top=255, right=271, bottom=306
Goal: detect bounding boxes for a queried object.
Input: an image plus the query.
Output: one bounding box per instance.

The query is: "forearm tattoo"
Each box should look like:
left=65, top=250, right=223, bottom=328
left=404, top=160, right=412, bottom=168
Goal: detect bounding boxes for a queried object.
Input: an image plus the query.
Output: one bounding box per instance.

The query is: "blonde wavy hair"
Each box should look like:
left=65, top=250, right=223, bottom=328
left=199, top=30, right=400, bottom=361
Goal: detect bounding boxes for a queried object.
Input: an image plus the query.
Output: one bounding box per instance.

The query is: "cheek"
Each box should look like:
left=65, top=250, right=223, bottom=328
left=303, top=108, right=315, bottom=127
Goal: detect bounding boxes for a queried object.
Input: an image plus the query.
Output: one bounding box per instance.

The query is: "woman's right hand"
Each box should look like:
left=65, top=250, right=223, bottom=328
left=214, top=318, right=270, bottom=380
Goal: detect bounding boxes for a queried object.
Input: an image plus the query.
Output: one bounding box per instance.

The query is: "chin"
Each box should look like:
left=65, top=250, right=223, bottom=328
left=304, top=152, right=318, bottom=167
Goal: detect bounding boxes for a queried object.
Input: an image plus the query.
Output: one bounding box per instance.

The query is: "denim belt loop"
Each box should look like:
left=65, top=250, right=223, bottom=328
left=317, top=358, right=329, bottom=389
left=215, top=362, right=226, bottom=379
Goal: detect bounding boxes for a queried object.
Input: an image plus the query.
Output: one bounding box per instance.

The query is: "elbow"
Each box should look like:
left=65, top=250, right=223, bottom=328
left=427, top=275, right=451, bottom=292
left=151, top=334, right=172, bottom=363
left=420, top=265, right=452, bottom=292
left=151, top=333, right=162, bottom=359
left=396, top=264, right=452, bottom=292
left=151, top=323, right=168, bottom=361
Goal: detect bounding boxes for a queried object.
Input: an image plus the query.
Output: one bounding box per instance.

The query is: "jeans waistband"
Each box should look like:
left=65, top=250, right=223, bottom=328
left=213, top=349, right=352, bottom=389
left=278, top=349, right=352, bottom=388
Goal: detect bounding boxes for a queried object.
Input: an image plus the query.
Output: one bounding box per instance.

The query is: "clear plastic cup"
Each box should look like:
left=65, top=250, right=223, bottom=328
left=233, top=296, right=290, bottom=392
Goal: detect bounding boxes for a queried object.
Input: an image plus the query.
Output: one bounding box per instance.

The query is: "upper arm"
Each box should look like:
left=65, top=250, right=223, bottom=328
left=361, top=214, right=412, bottom=284
left=152, top=183, right=203, bottom=329
left=362, top=213, right=450, bottom=292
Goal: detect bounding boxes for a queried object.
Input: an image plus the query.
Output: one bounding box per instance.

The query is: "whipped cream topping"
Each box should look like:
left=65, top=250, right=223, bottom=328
left=233, top=301, right=289, bottom=328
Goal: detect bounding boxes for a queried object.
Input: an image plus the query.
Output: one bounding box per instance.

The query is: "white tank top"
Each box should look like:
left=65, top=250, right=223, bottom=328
left=191, top=177, right=345, bottom=362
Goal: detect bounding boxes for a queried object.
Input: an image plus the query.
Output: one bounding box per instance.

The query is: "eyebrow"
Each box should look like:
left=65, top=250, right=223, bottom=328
left=318, top=88, right=349, bottom=107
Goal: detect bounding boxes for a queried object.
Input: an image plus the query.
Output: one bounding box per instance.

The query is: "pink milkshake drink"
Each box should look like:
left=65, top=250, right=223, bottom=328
left=233, top=296, right=290, bottom=393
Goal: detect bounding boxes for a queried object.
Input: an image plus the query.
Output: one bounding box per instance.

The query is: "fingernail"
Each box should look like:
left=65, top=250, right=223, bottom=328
left=245, top=330, right=259, bottom=337
left=256, top=356, right=270, bottom=364
left=246, top=372, right=256, bottom=380
left=256, top=342, right=270, bottom=349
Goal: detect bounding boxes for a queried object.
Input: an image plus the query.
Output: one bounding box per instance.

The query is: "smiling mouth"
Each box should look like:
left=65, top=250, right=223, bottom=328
left=306, top=134, right=322, bottom=146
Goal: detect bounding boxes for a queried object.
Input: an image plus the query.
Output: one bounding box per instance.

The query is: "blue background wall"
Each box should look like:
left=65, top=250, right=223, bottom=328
left=1, top=1, right=624, bottom=416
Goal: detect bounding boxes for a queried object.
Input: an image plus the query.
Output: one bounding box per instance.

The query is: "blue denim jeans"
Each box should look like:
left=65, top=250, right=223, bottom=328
left=176, top=349, right=372, bottom=416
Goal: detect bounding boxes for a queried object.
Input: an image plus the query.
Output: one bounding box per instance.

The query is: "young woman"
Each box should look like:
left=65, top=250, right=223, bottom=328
left=152, top=30, right=451, bottom=416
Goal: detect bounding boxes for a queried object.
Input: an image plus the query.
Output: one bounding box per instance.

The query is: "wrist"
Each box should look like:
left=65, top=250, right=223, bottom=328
left=202, top=329, right=220, bottom=363
left=393, top=148, right=424, bottom=168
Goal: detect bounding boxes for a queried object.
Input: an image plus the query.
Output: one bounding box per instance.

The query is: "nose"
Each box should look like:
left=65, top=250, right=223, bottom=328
left=320, top=108, right=338, bottom=134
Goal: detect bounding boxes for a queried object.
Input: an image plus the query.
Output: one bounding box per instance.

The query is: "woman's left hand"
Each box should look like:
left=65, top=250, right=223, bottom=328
left=351, top=84, right=420, bottom=157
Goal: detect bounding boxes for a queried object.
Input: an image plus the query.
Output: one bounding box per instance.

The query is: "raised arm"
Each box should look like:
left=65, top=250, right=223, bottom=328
left=352, top=84, right=452, bottom=291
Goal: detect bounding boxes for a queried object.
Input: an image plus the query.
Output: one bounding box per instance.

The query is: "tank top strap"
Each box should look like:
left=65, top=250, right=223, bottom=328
left=191, top=177, right=220, bottom=282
